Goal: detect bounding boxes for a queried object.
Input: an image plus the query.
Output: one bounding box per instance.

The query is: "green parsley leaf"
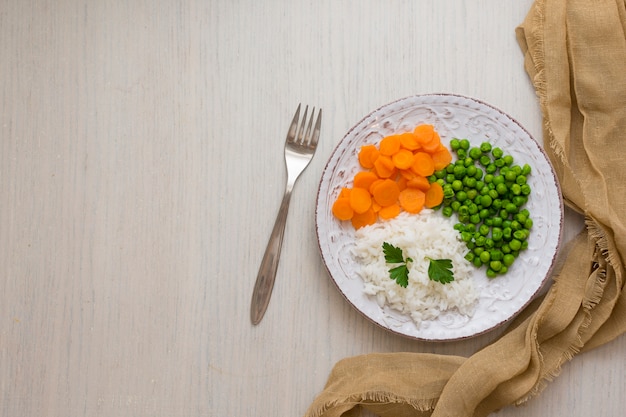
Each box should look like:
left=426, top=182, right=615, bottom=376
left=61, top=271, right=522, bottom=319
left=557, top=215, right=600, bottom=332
left=427, top=258, right=455, bottom=284
left=382, top=242, right=405, bottom=264
left=382, top=242, right=412, bottom=288
left=388, top=265, right=410, bottom=288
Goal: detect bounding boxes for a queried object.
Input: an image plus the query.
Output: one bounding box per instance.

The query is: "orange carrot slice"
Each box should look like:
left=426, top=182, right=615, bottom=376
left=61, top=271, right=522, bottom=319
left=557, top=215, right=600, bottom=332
left=379, top=135, right=402, bottom=156
left=353, top=171, right=379, bottom=190
left=425, top=181, right=444, bottom=208
left=371, top=179, right=400, bottom=207
left=399, top=188, right=426, bottom=214
left=411, top=152, right=435, bottom=177
left=378, top=203, right=401, bottom=220
left=351, top=208, right=377, bottom=229
left=331, top=197, right=353, bottom=220
left=358, top=145, right=379, bottom=169
left=391, top=149, right=414, bottom=170
left=349, top=187, right=372, bottom=214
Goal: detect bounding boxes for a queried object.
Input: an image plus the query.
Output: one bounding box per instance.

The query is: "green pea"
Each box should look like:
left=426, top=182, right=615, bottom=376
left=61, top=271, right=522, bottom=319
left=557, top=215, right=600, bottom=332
left=492, top=147, right=504, bottom=159
left=480, top=142, right=492, bottom=153
left=479, top=155, right=491, bottom=166
left=524, top=218, right=533, bottom=229
left=490, top=250, right=504, bottom=261
left=451, top=201, right=461, bottom=212
left=496, top=183, right=508, bottom=195
left=504, top=170, right=517, bottom=182
left=450, top=138, right=461, bottom=150
left=486, top=164, right=497, bottom=174
left=521, top=184, right=531, bottom=196
left=442, top=206, right=453, bottom=217
left=469, top=147, right=482, bottom=160
left=509, top=239, right=522, bottom=251
left=474, top=168, right=484, bottom=180
left=453, top=165, right=467, bottom=179
left=460, top=139, right=470, bottom=150
left=466, top=165, right=477, bottom=177
left=464, top=177, right=477, bottom=189
left=479, top=251, right=491, bottom=263
left=490, top=260, right=502, bottom=272
left=456, top=191, right=468, bottom=202
left=522, top=163, right=532, bottom=175
left=503, top=155, right=514, bottom=166
left=464, top=252, right=475, bottom=262
left=486, top=268, right=498, bottom=278
left=456, top=148, right=467, bottom=159
left=505, top=203, right=518, bottom=214
left=503, top=254, right=515, bottom=267
left=492, top=227, right=503, bottom=242
left=514, top=230, right=528, bottom=240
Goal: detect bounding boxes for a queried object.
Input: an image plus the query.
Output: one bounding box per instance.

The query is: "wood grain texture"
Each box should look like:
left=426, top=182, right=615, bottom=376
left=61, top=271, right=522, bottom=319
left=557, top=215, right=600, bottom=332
left=1, top=1, right=624, bottom=416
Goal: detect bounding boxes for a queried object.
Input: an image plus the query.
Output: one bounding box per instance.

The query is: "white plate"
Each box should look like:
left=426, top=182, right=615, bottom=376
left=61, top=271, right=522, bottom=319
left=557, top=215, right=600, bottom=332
left=315, top=94, right=563, bottom=341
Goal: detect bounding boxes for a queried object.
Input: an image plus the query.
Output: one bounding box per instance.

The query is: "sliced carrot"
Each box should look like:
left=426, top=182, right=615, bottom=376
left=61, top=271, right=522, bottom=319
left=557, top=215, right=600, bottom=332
left=398, top=169, right=416, bottom=180
left=399, top=188, right=426, bottom=214
left=414, top=124, right=434, bottom=145
left=332, top=197, right=354, bottom=220
left=396, top=175, right=408, bottom=191
left=421, top=130, right=442, bottom=153
left=373, top=155, right=396, bottom=178
left=371, top=179, right=400, bottom=207
left=431, top=145, right=453, bottom=170
left=351, top=208, right=377, bottom=229
left=411, top=152, right=435, bottom=177
left=425, top=181, right=444, bottom=208
left=358, top=145, right=379, bottom=169
left=331, top=124, right=453, bottom=227
left=398, top=132, right=420, bottom=151
left=378, top=135, right=401, bottom=156
left=349, top=187, right=372, bottom=214
left=379, top=203, right=401, bottom=220
left=406, top=174, right=431, bottom=191
left=353, top=171, right=379, bottom=190
left=368, top=178, right=385, bottom=195
left=391, top=149, right=414, bottom=170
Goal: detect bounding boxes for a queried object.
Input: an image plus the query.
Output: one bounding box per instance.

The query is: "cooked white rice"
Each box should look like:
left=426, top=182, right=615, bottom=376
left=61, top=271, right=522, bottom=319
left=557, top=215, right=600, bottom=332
left=352, top=209, right=477, bottom=327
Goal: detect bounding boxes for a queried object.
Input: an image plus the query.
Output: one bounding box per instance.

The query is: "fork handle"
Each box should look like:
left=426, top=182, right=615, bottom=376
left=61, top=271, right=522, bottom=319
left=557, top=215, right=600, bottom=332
left=250, top=187, right=293, bottom=325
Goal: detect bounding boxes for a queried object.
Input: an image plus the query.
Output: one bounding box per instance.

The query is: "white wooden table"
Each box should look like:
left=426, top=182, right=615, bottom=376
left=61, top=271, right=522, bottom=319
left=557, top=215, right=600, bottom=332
left=1, top=1, right=624, bottom=416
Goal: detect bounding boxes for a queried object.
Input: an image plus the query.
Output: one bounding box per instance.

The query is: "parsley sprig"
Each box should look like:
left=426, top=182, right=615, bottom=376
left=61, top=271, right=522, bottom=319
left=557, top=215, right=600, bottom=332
left=426, top=258, right=455, bottom=284
left=382, top=242, right=455, bottom=287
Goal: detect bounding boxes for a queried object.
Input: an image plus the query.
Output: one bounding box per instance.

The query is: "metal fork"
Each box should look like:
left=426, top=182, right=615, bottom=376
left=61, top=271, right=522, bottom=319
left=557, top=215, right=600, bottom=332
left=250, top=104, right=322, bottom=325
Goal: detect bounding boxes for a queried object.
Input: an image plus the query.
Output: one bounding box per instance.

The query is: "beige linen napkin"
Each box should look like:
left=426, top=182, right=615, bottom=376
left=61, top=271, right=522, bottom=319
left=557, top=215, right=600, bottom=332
left=304, top=0, right=626, bottom=416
